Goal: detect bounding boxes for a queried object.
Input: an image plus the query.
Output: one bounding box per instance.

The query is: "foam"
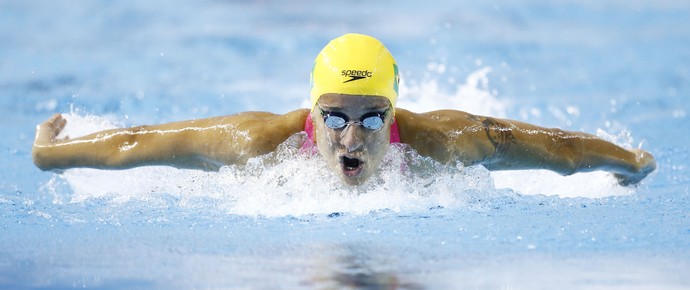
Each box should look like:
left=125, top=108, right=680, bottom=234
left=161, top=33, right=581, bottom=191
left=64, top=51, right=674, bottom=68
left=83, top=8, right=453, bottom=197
left=398, top=67, right=509, bottom=117
left=47, top=134, right=501, bottom=217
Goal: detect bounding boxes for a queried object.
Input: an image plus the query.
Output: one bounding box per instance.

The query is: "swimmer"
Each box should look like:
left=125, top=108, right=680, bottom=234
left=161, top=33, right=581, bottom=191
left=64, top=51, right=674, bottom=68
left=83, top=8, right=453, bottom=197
left=32, top=33, right=656, bottom=186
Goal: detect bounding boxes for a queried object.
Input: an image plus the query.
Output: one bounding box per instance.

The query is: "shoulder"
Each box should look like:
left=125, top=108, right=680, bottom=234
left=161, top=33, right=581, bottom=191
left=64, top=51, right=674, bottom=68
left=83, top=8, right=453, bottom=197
left=219, top=109, right=310, bottom=134
left=394, top=107, right=480, bottom=144
left=226, top=108, right=309, bottom=121
left=395, top=107, right=478, bottom=130
left=282, top=108, right=311, bottom=122
left=394, top=107, right=496, bottom=164
left=393, top=107, right=481, bottom=163
left=159, top=109, right=309, bottom=138
left=204, top=109, right=309, bottom=127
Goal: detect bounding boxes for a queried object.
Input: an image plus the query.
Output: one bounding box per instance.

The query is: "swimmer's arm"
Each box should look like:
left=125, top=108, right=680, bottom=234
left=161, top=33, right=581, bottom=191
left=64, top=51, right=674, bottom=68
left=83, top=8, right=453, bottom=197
left=474, top=117, right=657, bottom=186
left=396, top=108, right=656, bottom=186
left=32, top=110, right=309, bottom=171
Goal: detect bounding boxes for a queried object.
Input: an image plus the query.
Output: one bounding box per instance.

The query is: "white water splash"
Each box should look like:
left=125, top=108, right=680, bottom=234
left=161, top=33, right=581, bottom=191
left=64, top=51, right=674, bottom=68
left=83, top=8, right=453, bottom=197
left=398, top=66, right=508, bottom=118
left=48, top=132, right=502, bottom=217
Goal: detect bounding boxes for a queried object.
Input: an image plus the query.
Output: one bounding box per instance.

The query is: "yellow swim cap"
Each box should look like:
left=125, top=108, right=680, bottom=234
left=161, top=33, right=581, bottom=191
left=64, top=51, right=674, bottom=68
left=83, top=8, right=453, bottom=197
left=310, top=33, right=399, bottom=113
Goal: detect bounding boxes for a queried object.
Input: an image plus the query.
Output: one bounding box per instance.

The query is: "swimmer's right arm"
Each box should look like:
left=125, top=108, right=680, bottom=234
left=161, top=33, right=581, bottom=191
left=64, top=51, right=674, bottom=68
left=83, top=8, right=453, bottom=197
left=32, top=110, right=309, bottom=172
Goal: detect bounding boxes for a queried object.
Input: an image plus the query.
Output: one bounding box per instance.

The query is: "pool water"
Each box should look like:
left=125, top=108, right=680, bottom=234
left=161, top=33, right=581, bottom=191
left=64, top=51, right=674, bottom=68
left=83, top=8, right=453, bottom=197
left=1, top=1, right=689, bottom=289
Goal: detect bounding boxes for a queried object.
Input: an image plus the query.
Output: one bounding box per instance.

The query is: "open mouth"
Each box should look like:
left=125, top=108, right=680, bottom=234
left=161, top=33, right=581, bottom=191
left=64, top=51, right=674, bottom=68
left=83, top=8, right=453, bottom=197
left=340, top=156, right=363, bottom=177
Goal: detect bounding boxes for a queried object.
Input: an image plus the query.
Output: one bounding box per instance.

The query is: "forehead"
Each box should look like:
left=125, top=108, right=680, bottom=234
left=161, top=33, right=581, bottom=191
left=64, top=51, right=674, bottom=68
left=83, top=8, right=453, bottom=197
left=318, top=94, right=390, bottom=111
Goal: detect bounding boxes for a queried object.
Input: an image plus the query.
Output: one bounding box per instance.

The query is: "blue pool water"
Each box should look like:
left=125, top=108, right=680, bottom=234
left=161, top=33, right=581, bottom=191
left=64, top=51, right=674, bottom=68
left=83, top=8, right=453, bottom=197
left=2, top=1, right=689, bottom=289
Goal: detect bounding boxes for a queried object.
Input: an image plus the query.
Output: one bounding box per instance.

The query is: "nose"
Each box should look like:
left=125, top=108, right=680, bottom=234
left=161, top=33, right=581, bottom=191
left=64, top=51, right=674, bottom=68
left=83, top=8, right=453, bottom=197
left=340, top=124, right=364, bottom=152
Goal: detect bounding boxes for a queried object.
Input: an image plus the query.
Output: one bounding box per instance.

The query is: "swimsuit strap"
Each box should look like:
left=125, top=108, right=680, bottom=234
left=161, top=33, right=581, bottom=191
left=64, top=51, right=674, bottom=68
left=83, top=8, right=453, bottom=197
left=389, top=118, right=401, bottom=143
left=304, top=113, right=400, bottom=144
left=304, top=113, right=316, bottom=142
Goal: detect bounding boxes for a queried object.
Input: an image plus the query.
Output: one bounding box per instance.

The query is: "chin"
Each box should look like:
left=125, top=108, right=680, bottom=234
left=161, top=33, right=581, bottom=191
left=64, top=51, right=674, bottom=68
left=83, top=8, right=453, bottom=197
left=338, top=170, right=372, bottom=186
left=340, top=176, right=364, bottom=186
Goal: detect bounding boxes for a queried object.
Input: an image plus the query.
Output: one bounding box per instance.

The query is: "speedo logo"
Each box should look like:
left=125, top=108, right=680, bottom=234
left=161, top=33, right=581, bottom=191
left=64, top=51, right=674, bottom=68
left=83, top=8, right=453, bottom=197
left=341, top=70, right=372, bottom=83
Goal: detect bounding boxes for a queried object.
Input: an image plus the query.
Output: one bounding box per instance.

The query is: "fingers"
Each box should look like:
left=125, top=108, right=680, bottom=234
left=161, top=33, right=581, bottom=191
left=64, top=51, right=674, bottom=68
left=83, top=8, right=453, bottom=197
left=615, top=173, right=640, bottom=187
left=48, top=114, right=68, bottom=140
left=35, top=114, right=68, bottom=145
left=615, top=149, right=657, bottom=186
left=632, top=149, right=657, bottom=174
left=46, top=113, right=62, bottom=125
left=47, top=114, right=66, bottom=133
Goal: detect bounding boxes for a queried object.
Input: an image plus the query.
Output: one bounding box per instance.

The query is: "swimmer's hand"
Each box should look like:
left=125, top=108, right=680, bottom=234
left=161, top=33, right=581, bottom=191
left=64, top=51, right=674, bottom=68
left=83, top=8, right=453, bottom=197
left=32, top=114, right=69, bottom=171
left=614, top=149, right=656, bottom=186
left=34, top=114, right=68, bottom=146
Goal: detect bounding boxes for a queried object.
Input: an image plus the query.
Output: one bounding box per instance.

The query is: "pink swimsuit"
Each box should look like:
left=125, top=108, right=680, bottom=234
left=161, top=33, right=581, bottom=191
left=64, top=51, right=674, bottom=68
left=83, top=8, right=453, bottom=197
left=302, top=114, right=400, bottom=151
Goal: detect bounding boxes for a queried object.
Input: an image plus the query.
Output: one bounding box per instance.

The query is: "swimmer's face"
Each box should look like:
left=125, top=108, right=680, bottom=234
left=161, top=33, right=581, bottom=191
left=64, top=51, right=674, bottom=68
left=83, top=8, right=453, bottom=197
left=312, top=94, right=393, bottom=186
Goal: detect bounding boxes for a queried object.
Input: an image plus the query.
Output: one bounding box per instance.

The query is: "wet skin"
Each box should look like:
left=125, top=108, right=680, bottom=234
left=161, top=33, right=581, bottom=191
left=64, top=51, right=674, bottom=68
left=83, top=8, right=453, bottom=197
left=311, top=94, right=393, bottom=186
left=32, top=94, right=656, bottom=186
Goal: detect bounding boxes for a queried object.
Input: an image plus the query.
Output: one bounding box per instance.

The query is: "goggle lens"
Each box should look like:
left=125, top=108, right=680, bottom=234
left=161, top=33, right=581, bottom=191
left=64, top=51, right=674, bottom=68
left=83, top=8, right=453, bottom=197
left=361, top=116, right=384, bottom=130
left=324, top=115, right=348, bottom=129
left=320, top=107, right=388, bottom=131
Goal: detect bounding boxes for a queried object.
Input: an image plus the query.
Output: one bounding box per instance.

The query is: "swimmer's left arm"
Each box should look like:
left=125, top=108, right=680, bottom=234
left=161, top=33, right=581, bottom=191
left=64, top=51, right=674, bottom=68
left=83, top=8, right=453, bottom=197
left=475, top=116, right=656, bottom=185
left=396, top=108, right=656, bottom=185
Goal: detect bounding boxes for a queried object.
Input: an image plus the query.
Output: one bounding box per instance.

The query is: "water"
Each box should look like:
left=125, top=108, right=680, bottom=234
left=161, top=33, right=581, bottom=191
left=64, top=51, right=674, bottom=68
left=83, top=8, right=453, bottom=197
left=1, top=0, right=689, bottom=289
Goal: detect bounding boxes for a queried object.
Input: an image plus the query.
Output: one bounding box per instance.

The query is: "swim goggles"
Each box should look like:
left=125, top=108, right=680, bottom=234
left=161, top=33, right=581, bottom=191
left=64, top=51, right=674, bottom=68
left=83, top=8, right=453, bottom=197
left=318, top=106, right=388, bottom=131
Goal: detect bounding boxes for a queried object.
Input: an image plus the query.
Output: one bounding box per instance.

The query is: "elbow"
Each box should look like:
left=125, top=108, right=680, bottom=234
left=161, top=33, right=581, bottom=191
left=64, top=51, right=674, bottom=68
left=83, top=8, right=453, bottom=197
left=552, top=154, right=582, bottom=176
left=552, top=133, right=585, bottom=176
left=559, top=160, right=580, bottom=176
